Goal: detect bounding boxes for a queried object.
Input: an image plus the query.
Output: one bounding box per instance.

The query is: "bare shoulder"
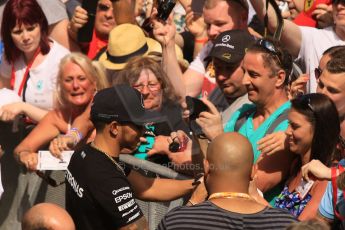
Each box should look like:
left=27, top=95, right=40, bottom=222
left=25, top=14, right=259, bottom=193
left=118, top=216, right=148, bottom=230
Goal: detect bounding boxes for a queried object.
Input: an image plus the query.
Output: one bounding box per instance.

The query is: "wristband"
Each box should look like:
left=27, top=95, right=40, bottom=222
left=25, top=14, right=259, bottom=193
left=194, top=37, right=208, bottom=44
left=66, top=128, right=83, bottom=147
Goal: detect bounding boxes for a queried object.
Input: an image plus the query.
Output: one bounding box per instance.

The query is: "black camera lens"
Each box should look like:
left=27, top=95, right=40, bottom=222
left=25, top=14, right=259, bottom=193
left=169, top=141, right=180, bottom=152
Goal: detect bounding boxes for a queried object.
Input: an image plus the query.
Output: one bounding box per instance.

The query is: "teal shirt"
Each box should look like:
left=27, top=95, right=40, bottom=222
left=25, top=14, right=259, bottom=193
left=224, top=101, right=291, bottom=163
left=224, top=101, right=291, bottom=205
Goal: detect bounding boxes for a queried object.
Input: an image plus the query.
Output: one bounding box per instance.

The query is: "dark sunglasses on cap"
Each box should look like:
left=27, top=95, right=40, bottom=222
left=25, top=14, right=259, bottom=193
left=97, top=3, right=111, bottom=11
left=256, top=39, right=283, bottom=66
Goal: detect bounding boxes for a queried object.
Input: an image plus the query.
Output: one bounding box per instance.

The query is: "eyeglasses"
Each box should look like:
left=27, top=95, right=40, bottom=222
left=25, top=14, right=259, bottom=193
left=314, top=67, right=322, bottom=79
left=256, top=39, right=283, bottom=66
left=97, top=3, right=111, bottom=11
left=36, top=171, right=65, bottom=187
left=132, top=82, right=161, bottom=92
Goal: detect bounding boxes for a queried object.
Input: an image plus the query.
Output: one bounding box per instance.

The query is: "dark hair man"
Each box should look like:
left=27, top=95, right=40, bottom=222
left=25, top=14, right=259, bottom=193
left=65, top=85, right=194, bottom=230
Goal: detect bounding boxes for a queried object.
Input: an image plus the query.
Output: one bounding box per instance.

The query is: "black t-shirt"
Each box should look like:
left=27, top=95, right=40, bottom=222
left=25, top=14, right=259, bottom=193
left=65, top=144, right=143, bottom=230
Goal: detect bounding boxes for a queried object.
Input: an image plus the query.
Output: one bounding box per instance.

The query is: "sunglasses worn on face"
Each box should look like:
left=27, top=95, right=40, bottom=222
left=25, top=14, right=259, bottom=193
left=36, top=171, right=65, bottom=187
left=97, top=3, right=111, bottom=11
left=314, top=67, right=322, bottom=79
left=256, top=39, right=283, bottom=66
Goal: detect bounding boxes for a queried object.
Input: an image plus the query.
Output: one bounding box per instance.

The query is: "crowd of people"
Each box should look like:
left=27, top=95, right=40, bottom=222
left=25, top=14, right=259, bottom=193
left=0, top=0, right=345, bottom=229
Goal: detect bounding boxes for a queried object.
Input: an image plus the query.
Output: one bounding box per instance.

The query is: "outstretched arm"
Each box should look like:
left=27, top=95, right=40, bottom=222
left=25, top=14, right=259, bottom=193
left=128, top=170, right=194, bottom=201
left=249, top=0, right=302, bottom=58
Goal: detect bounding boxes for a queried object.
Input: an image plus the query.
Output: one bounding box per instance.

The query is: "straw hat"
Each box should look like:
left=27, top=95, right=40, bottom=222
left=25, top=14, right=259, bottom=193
left=99, top=24, right=154, bottom=70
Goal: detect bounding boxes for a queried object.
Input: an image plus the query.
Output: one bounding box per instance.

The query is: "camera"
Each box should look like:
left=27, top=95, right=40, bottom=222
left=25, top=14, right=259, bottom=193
left=156, top=0, right=176, bottom=21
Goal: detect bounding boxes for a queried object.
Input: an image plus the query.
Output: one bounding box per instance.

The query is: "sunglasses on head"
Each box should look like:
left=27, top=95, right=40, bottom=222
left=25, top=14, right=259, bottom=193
left=97, top=3, right=111, bottom=11
left=36, top=171, right=65, bottom=187
left=256, top=39, right=283, bottom=66
left=297, top=94, right=315, bottom=113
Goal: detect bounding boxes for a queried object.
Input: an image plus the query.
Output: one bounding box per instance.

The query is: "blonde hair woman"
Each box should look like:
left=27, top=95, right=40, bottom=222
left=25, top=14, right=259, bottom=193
left=14, top=52, right=109, bottom=170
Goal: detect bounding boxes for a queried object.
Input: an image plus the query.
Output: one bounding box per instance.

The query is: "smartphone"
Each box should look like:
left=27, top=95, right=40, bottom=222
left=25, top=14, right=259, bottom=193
left=156, top=0, right=176, bottom=21
left=191, top=0, right=206, bottom=14
left=77, top=0, right=98, bottom=43
left=186, top=96, right=208, bottom=120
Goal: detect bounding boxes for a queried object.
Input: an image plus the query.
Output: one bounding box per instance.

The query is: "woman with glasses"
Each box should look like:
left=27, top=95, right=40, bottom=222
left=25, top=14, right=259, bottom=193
left=0, top=0, right=70, bottom=123
left=274, top=93, right=340, bottom=220
left=115, top=56, right=191, bottom=169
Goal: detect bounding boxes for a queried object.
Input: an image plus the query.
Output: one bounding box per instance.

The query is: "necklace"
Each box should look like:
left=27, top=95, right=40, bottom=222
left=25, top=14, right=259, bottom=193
left=208, top=192, right=252, bottom=200
left=90, top=142, right=126, bottom=176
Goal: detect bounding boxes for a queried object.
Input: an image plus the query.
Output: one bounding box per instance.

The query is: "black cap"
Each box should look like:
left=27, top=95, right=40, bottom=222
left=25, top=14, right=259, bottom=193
left=206, top=30, right=255, bottom=64
left=91, top=85, right=163, bottom=125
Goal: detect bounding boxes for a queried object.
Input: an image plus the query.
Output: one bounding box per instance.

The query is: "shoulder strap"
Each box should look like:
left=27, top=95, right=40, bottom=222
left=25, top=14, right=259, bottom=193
left=265, top=109, right=289, bottom=135
left=234, top=107, right=256, bottom=132
left=332, top=165, right=345, bottom=221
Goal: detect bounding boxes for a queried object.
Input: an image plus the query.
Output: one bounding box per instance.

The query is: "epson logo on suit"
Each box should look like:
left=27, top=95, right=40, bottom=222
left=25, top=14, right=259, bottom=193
left=114, top=192, right=133, bottom=203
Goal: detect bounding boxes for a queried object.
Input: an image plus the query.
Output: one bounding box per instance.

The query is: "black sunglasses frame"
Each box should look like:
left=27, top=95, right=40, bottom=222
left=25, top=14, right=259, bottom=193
left=256, top=39, right=283, bottom=66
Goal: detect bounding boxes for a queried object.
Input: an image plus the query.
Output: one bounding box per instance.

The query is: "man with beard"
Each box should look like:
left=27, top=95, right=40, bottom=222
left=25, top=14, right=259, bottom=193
left=65, top=85, right=195, bottom=230
left=157, top=133, right=297, bottom=230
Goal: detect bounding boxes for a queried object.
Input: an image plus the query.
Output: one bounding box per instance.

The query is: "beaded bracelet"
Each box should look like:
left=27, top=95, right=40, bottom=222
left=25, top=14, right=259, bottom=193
left=66, top=128, right=83, bottom=147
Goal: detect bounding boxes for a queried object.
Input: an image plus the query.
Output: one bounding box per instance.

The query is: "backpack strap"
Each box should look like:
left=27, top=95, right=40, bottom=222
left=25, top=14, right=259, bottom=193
left=331, top=165, right=345, bottom=221
left=234, top=107, right=256, bottom=132
left=234, top=107, right=289, bottom=135
left=265, top=109, right=289, bottom=135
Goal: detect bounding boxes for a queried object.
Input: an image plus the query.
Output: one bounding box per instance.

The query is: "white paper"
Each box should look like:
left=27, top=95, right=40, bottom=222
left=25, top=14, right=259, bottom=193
left=0, top=88, right=22, bottom=107
left=37, top=150, right=74, bottom=170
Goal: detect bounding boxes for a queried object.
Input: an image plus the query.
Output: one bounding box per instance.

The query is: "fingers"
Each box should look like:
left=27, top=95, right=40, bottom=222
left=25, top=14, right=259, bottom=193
left=23, top=154, right=38, bottom=171
left=301, top=164, right=310, bottom=182
left=49, top=137, right=70, bottom=159
left=200, top=96, right=219, bottom=115
left=290, top=75, right=309, bottom=97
